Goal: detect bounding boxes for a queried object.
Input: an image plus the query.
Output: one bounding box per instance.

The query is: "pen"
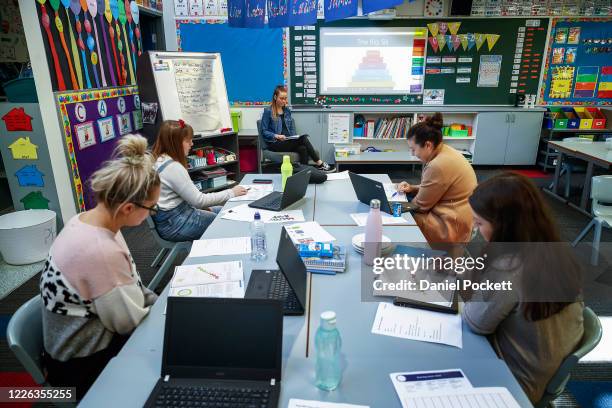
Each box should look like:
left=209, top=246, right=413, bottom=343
left=198, top=266, right=219, bottom=279
left=391, top=191, right=399, bottom=198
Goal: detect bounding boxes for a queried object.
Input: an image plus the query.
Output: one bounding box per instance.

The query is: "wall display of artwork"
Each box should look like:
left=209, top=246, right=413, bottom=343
left=56, top=86, right=141, bottom=210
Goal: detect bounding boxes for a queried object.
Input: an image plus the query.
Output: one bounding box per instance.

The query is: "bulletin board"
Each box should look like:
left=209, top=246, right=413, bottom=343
left=35, top=0, right=143, bottom=91
left=289, top=17, right=550, bottom=106
left=540, top=18, right=612, bottom=106
left=176, top=20, right=286, bottom=106
left=56, top=85, right=142, bottom=211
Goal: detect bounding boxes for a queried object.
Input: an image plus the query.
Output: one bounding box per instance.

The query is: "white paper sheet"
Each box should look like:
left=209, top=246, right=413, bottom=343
left=228, top=184, right=274, bottom=202
left=325, top=170, right=350, bottom=181
left=384, top=183, right=408, bottom=202
left=188, top=237, right=251, bottom=257
left=328, top=113, right=350, bottom=143
left=284, top=221, right=336, bottom=244
left=171, top=261, right=244, bottom=287
left=371, top=302, right=463, bottom=348
left=350, top=212, right=416, bottom=226
left=398, top=387, right=521, bottom=408
left=389, top=369, right=472, bottom=404
left=289, top=400, right=369, bottom=408
left=168, top=281, right=245, bottom=298
left=220, top=203, right=305, bottom=223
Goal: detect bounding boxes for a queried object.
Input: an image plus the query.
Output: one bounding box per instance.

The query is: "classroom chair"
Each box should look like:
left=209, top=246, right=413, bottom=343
left=548, top=137, right=591, bottom=198
left=146, top=217, right=192, bottom=291
left=256, top=120, right=319, bottom=167
left=534, top=307, right=602, bottom=408
left=6, top=296, right=45, bottom=385
left=572, top=175, right=612, bottom=266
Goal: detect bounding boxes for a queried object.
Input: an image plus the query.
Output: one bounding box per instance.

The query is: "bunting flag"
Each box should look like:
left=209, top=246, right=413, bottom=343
left=438, top=22, right=448, bottom=35
left=446, top=34, right=453, bottom=51
left=324, top=0, right=358, bottom=22
left=451, top=35, right=461, bottom=51
left=467, top=33, right=476, bottom=50
left=436, top=34, right=446, bottom=52
left=448, top=22, right=461, bottom=35
left=459, top=34, right=468, bottom=51
left=244, top=0, right=265, bottom=28
left=486, top=33, right=500, bottom=51
left=362, top=0, right=402, bottom=14
left=267, top=0, right=290, bottom=27
left=428, top=35, right=439, bottom=53
left=475, top=33, right=486, bottom=51
left=288, top=0, right=317, bottom=26
left=427, top=22, right=439, bottom=37
left=228, top=0, right=245, bottom=27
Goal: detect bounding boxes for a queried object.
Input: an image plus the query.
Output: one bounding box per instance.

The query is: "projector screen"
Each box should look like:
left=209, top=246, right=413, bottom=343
left=319, top=27, right=427, bottom=95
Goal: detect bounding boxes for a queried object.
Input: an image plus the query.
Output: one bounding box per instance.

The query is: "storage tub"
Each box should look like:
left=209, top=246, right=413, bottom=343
left=0, top=210, right=56, bottom=265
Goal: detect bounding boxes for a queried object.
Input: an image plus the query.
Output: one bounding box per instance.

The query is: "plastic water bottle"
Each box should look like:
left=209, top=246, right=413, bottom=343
left=363, top=199, right=382, bottom=266
left=315, top=311, right=342, bottom=391
left=281, top=155, right=293, bottom=191
left=250, top=212, right=267, bottom=261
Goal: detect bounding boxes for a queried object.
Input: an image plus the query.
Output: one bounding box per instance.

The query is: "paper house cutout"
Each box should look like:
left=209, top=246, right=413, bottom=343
left=20, top=191, right=50, bottom=210
left=2, top=107, right=33, bottom=132
left=9, top=137, right=38, bottom=159
left=15, top=165, right=45, bottom=187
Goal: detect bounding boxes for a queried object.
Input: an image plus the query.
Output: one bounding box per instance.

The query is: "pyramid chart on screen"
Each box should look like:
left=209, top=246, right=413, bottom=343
left=348, top=50, right=395, bottom=90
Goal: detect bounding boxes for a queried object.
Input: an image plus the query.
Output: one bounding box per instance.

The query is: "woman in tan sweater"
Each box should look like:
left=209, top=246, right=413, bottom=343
left=397, top=113, right=477, bottom=243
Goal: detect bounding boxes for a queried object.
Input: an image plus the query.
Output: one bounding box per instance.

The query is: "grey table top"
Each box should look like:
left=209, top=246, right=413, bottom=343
left=80, top=173, right=531, bottom=408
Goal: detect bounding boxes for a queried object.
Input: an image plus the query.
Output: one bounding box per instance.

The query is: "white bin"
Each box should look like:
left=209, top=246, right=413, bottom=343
left=0, top=210, right=57, bottom=265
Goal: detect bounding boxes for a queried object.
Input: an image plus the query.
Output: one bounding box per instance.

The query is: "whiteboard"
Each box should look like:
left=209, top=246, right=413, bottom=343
left=149, top=51, right=232, bottom=135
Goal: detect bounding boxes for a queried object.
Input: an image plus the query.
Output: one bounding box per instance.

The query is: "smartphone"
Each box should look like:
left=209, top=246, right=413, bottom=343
left=253, top=179, right=273, bottom=184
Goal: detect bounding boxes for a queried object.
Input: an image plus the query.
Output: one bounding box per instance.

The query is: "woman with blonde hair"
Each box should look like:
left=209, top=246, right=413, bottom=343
left=151, top=119, right=247, bottom=241
left=40, top=134, right=160, bottom=399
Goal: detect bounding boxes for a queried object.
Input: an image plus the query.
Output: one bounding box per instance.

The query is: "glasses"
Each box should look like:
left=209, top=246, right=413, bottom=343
left=134, top=202, right=160, bottom=216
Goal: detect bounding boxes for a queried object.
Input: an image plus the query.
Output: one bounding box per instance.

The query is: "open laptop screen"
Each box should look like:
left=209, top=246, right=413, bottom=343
left=276, top=227, right=307, bottom=309
left=163, top=297, right=283, bottom=381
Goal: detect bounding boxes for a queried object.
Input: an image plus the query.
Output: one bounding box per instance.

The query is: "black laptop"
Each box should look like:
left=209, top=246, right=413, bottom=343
left=248, top=169, right=311, bottom=211
left=349, top=172, right=418, bottom=215
left=144, top=297, right=283, bottom=408
left=245, top=227, right=307, bottom=316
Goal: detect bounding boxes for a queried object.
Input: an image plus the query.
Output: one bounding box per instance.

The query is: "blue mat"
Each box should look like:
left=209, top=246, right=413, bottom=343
left=567, top=381, right=612, bottom=408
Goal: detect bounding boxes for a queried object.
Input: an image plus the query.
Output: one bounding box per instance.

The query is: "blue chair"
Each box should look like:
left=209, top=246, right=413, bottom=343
left=572, top=175, right=612, bottom=266
left=549, top=137, right=590, bottom=198
left=146, top=217, right=192, bottom=291
left=534, top=307, right=603, bottom=408
left=6, top=296, right=45, bottom=385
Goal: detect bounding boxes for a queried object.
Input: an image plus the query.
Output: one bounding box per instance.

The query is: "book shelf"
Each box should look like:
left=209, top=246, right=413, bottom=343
left=189, top=132, right=240, bottom=193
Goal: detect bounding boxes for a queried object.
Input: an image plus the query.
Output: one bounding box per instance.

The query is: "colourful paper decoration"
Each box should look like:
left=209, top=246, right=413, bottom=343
left=448, top=22, right=461, bottom=35
left=446, top=34, right=453, bottom=51
left=451, top=35, right=461, bottom=51
left=467, top=33, right=476, bottom=50
left=486, top=34, right=500, bottom=51
left=8, top=137, right=39, bottom=160
left=459, top=34, right=468, bottom=51
left=428, top=36, right=439, bottom=53
left=15, top=165, right=45, bottom=187
left=427, top=22, right=439, bottom=37
left=475, top=33, right=486, bottom=51
left=20, top=191, right=50, bottom=210
left=438, top=22, right=448, bottom=35
left=436, top=34, right=446, bottom=51
left=2, top=107, right=33, bottom=131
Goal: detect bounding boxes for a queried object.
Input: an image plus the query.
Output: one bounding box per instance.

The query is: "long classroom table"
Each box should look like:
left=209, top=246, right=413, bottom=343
left=80, top=174, right=532, bottom=407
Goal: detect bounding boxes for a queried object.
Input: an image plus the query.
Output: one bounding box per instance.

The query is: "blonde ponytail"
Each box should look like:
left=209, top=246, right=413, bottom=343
left=90, top=134, right=160, bottom=211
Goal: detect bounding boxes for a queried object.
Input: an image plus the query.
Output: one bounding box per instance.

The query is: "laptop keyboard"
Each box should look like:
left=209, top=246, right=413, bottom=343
left=269, top=271, right=299, bottom=311
left=258, top=195, right=282, bottom=209
left=155, top=385, right=271, bottom=408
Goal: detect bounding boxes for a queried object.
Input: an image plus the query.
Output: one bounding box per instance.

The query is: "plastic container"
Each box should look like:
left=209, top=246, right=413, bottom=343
left=315, top=311, right=342, bottom=391
left=0, top=210, right=56, bottom=265
left=562, top=108, right=580, bottom=129
left=586, top=108, right=607, bottom=129
left=250, top=212, right=267, bottom=261
left=231, top=111, right=242, bottom=132
left=281, top=155, right=293, bottom=191
left=2, top=78, right=38, bottom=103
left=549, top=108, right=569, bottom=129
left=574, top=108, right=594, bottom=129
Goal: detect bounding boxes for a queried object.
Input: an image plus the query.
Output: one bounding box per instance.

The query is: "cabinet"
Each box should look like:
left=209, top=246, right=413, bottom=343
left=292, top=112, right=328, bottom=161
left=472, top=112, right=543, bottom=165
left=189, top=132, right=240, bottom=193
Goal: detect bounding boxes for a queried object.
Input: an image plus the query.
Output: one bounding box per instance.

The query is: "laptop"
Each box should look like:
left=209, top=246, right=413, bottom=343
left=144, top=297, right=283, bottom=408
left=349, top=172, right=418, bottom=215
left=245, top=227, right=307, bottom=316
left=249, top=169, right=311, bottom=211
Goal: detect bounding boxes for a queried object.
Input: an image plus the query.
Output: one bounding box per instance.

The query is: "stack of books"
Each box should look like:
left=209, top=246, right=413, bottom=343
left=300, top=245, right=347, bottom=275
left=364, top=116, right=412, bottom=139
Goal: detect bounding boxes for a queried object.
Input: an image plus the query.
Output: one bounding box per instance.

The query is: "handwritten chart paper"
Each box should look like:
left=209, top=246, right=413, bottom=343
left=174, top=59, right=221, bottom=132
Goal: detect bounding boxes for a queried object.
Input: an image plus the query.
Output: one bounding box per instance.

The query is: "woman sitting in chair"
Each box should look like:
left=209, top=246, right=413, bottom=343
left=463, top=172, right=584, bottom=404
left=40, top=135, right=159, bottom=399
left=261, top=85, right=334, bottom=172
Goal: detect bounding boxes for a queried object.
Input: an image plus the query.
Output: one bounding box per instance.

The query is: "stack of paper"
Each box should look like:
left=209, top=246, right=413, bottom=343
left=350, top=212, right=416, bottom=226
left=301, top=245, right=347, bottom=275
left=188, top=237, right=251, bottom=258
left=220, top=203, right=305, bottom=223
left=285, top=221, right=336, bottom=244
left=228, top=184, right=274, bottom=202
left=289, top=400, right=369, bottom=408
left=371, top=302, right=463, bottom=348
left=169, top=261, right=245, bottom=298
left=325, top=171, right=350, bottom=181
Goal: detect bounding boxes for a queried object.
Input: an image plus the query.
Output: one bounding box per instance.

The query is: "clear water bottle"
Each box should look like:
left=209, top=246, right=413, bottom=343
left=250, top=212, right=267, bottom=261
left=315, top=311, right=342, bottom=391
left=364, top=199, right=382, bottom=266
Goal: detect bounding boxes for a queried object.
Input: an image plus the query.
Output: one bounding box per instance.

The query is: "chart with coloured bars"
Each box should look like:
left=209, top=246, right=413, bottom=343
left=320, top=26, right=427, bottom=95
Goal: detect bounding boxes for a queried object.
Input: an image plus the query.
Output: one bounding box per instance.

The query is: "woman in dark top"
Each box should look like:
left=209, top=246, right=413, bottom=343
left=261, top=85, right=334, bottom=172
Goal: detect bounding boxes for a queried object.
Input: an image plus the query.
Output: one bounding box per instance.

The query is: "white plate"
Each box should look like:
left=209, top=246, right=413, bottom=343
left=352, top=233, right=393, bottom=250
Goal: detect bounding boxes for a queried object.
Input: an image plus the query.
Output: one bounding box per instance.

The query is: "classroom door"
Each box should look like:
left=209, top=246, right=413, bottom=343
left=472, top=113, right=510, bottom=165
